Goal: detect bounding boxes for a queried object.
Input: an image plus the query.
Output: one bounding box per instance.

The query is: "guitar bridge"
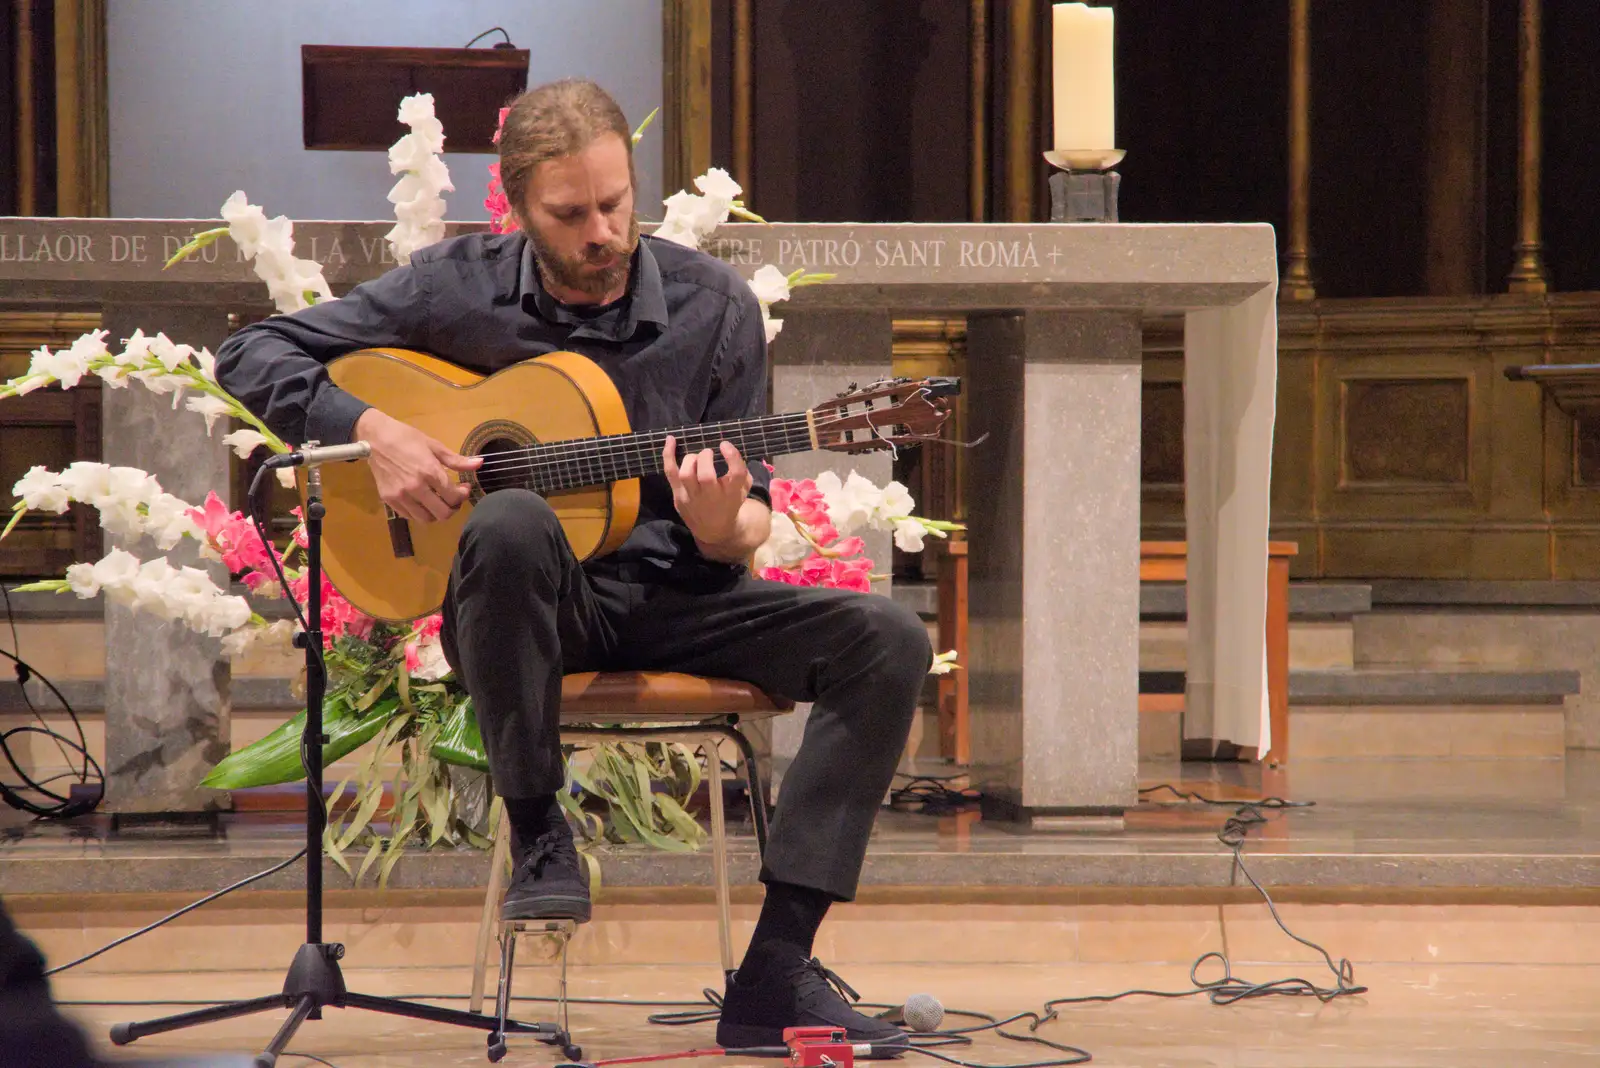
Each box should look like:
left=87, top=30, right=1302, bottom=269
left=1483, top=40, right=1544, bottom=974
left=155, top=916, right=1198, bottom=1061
left=385, top=506, right=415, bottom=558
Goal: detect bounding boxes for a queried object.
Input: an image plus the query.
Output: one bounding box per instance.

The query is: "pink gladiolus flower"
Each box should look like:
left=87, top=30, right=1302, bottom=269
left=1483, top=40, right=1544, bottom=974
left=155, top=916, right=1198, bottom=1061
left=184, top=491, right=276, bottom=574
left=771, top=478, right=829, bottom=526
left=798, top=554, right=832, bottom=586
left=829, top=557, right=873, bottom=592
left=806, top=520, right=840, bottom=547
left=288, top=506, right=309, bottom=549
left=287, top=572, right=374, bottom=647
left=828, top=536, right=866, bottom=558
left=484, top=163, right=518, bottom=234
left=492, top=106, right=510, bottom=144
left=758, top=565, right=801, bottom=585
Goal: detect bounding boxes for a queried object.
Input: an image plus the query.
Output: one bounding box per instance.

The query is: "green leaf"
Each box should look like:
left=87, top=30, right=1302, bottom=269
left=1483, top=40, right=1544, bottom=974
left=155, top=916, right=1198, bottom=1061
left=728, top=204, right=767, bottom=223
left=201, top=694, right=402, bottom=789
left=631, top=106, right=660, bottom=144
left=162, top=226, right=228, bottom=269
left=429, top=698, right=489, bottom=770
left=0, top=506, right=27, bottom=543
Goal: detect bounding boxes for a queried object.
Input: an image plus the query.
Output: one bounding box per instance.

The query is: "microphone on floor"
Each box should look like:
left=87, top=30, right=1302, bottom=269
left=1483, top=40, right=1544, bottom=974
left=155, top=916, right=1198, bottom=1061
left=876, top=991, right=945, bottom=1032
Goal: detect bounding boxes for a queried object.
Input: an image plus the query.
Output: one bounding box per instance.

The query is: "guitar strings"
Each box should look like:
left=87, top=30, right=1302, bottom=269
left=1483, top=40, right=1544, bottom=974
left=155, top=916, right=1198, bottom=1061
left=469, top=384, right=940, bottom=481
left=470, top=411, right=812, bottom=473
left=469, top=399, right=911, bottom=475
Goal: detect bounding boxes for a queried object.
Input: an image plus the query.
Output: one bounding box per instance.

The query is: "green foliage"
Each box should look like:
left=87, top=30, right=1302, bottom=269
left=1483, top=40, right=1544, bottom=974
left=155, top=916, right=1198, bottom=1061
left=204, top=633, right=712, bottom=888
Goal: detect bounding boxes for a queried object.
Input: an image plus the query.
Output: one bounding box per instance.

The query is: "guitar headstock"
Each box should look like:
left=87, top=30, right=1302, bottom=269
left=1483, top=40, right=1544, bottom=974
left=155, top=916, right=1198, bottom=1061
left=809, top=376, right=961, bottom=454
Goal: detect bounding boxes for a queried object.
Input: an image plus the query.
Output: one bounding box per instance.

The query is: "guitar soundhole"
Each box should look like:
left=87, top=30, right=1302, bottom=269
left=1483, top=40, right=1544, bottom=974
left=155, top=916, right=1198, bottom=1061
left=463, top=420, right=540, bottom=499
left=474, top=437, right=534, bottom=496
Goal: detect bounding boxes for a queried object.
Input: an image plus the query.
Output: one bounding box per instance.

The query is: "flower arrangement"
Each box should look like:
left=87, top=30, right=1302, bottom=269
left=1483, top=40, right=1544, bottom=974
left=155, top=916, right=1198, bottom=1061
left=1, top=93, right=961, bottom=884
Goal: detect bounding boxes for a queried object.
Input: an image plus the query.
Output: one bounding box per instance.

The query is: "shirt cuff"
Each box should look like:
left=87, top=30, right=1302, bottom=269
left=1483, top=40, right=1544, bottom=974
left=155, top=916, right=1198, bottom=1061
left=304, top=386, right=372, bottom=447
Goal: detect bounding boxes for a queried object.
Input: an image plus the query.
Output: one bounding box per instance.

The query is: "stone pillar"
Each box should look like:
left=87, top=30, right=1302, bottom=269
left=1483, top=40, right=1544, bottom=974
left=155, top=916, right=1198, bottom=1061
left=98, top=304, right=234, bottom=816
left=965, top=310, right=1141, bottom=828
left=765, top=309, right=895, bottom=780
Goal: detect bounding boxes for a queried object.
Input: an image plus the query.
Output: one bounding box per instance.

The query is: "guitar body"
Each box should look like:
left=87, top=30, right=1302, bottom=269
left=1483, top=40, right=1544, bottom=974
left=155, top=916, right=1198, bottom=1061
left=308, top=348, right=638, bottom=623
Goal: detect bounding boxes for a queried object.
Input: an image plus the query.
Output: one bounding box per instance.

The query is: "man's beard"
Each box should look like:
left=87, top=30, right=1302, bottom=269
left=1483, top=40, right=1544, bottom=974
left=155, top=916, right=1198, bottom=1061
left=528, top=213, right=639, bottom=301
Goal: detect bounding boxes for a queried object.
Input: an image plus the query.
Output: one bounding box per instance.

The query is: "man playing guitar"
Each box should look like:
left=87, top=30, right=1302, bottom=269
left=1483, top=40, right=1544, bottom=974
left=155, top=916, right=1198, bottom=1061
left=215, top=78, right=930, bottom=1053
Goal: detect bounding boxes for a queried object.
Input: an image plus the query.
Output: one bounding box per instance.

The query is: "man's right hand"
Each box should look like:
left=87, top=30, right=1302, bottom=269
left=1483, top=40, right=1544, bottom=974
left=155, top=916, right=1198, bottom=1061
left=353, top=408, right=482, bottom=523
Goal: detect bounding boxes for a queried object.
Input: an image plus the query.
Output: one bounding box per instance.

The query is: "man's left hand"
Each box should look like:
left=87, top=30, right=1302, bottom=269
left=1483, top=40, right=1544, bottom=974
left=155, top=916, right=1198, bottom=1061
left=663, top=435, right=752, bottom=550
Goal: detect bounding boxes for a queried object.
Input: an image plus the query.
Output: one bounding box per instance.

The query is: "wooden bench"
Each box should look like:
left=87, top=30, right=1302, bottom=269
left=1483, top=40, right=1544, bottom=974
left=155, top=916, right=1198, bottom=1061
left=1137, top=541, right=1298, bottom=765
left=935, top=539, right=1297, bottom=767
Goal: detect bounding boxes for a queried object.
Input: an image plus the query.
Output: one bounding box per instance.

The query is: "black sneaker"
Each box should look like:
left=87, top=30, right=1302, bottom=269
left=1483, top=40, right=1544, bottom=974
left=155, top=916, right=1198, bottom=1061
left=716, top=948, right=908, bottom=1057
left=500, top=811, right=591, bottom=923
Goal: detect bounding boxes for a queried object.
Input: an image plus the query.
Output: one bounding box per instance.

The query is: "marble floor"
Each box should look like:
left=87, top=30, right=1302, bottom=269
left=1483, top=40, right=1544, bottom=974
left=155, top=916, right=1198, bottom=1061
left=6, top=755, right=1600, bottom=898
left=51, top=960, right=1600, bottom=1068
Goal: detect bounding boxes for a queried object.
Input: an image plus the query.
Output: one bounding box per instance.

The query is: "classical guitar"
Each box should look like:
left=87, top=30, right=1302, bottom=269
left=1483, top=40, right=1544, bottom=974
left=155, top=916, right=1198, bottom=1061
left=304, top=348, right=960, bottom=622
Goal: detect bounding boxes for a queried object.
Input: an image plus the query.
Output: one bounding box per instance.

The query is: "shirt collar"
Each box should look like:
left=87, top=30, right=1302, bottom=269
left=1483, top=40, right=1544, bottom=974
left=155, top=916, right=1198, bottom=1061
left=517, top=234, right=669, bottom=340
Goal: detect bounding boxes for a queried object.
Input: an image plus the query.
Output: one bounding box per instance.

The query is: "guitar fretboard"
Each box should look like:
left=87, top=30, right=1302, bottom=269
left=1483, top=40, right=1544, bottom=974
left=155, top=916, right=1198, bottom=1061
left=475, top=412, right=817, bottom=496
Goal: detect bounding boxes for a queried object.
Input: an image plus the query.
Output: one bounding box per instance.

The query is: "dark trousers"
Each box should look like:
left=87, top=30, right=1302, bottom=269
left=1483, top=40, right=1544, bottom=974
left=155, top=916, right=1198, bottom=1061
left=438, top=489, right=932, bottom=901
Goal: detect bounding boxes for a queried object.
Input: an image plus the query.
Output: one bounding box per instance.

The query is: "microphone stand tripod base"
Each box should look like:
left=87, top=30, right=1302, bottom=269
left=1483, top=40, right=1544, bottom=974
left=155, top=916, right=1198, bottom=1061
left=108, top=465, right=575, bottom=1066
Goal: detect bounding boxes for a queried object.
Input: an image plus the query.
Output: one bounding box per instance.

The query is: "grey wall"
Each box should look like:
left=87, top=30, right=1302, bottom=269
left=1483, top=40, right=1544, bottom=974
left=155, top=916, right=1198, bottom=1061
left=108, top=0, right=663, bottom=224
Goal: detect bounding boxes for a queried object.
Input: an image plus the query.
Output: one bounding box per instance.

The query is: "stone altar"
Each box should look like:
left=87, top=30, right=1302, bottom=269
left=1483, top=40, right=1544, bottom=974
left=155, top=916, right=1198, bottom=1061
left=0, top=217, right=1277, bottom=823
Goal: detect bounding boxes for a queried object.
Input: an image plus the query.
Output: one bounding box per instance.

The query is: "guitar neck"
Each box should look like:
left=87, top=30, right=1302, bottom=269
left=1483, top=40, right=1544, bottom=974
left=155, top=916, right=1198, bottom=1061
left=518, top=411, right=817, bottom=494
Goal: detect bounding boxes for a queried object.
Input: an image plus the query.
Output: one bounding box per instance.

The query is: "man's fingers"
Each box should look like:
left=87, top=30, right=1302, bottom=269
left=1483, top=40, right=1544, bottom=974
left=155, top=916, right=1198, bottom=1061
left=662, top=435, right=682, bottom=489
left=432, top=440, right=483, bottom=472
left=719, top=441, right=749, bottom=484
left=695, top=449, right=717, bottom=486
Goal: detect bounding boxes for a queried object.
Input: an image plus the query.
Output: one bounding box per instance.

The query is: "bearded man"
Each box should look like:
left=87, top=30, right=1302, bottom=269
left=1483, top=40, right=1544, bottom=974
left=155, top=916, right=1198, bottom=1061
left=215, top=78, right=930, bottom=1052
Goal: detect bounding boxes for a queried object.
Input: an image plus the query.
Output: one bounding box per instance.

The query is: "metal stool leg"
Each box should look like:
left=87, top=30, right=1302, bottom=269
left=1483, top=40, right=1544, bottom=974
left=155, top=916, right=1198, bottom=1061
left=705, top=734, right=735, bottom=976
left=471, top=802, right=511, bottom=1015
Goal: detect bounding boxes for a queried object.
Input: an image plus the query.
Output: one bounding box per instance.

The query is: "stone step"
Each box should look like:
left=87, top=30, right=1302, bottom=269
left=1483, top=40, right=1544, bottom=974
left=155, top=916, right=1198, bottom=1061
left=1138, top=668, right=1579, bottom=762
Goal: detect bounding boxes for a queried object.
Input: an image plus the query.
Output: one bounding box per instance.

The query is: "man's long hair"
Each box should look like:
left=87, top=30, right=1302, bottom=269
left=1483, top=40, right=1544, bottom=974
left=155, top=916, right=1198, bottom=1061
left=498, top=78, right=638, bottom=230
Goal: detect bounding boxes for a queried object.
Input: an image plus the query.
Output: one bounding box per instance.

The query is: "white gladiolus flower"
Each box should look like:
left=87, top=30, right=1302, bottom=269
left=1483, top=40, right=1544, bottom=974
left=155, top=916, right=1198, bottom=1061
left=929, top=650, right=958, bottom=675
left=275, top=467, right=296, bottom=489
left=749, top=264, right=791, bottom=305
left=410, top=636, right=452, bottom=681
left=386, top=93, right=454, bottom=266
left=144, top=492, right=203, bottom=550
left=222, top=428, right=269, bottom=459
left=754, top=512, right=811, bottom=571
left=55, top=462, right=111, bottom=504
left=874, top=480, right=916, bottom=525
left=62, top=548, right=141, bottom=598
left=220, top=192, right=333, bottom=313
left=893, top=517, right=928, bottom=552
left=812, top=471, right=877, bottom=535
left=763, top=314, right=784, bottom=343
left=105, top=466, right=160, bottom=509
left=194, top=347, right=217, bottom=382
left=3, top=373, right=52, bottom=396
left=220, top=191, right=270, bottom=257
left=27, top=338, right=94, bottom=389
left=97, top=499, right=147, bottom=542
left=185, top=395, right=236, bottom=434
left=11, top=467, right=69, bottom=513
left=694, top=167, right=742, bottom=201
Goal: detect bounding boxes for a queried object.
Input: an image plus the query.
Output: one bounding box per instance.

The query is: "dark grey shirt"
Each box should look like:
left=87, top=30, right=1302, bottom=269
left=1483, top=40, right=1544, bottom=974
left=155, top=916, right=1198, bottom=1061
left=214, top=231, right=773, bottom=581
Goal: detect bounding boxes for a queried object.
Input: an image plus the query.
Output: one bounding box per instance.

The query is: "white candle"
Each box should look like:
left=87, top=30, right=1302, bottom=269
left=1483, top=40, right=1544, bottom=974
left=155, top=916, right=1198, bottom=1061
left=1051, top=2, right=1115, bottom=151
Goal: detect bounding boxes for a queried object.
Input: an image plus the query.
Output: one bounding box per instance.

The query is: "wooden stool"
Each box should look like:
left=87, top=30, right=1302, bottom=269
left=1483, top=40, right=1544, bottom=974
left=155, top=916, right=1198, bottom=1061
left=469, top=671, right=791, bottom=1061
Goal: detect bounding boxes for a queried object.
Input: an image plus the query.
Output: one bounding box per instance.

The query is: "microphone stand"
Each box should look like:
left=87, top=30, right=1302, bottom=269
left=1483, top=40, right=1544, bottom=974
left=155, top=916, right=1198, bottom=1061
left=110, top=446, right=579, bottom=1067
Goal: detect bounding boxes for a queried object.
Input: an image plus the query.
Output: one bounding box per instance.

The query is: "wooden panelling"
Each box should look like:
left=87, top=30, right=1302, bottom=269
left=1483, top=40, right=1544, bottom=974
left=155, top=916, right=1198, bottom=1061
left=0, top=311, right=104, bottom=578
left=1139, top=381, right=1183, bottom=488
left=1340, top=377, right=1470, bottom=487
left=1140, top=293, right=1600, bottom=580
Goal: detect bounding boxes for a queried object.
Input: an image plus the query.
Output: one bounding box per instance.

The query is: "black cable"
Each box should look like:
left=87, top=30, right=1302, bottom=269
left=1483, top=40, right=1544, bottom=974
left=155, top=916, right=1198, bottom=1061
left=887, top=774, right=981, bottom=815
left=42, top=846, right=308, bottom=977
left=463, top=26, right=512, bottom=48
left=0, top=582, right=104, bottom=818
left=1020, top=784, right=1364, bottom=1023
left=283, top=1055, right=342, bottom=1068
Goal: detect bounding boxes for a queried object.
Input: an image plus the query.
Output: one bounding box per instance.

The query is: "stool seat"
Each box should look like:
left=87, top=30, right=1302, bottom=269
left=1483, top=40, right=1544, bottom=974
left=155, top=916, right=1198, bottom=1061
left=558, top=671, right=792, bottom=720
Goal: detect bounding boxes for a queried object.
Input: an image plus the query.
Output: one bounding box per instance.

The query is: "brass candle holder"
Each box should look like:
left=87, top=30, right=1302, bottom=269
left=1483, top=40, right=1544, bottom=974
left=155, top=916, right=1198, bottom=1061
left=1043, top=148, right=1125, bottom=222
